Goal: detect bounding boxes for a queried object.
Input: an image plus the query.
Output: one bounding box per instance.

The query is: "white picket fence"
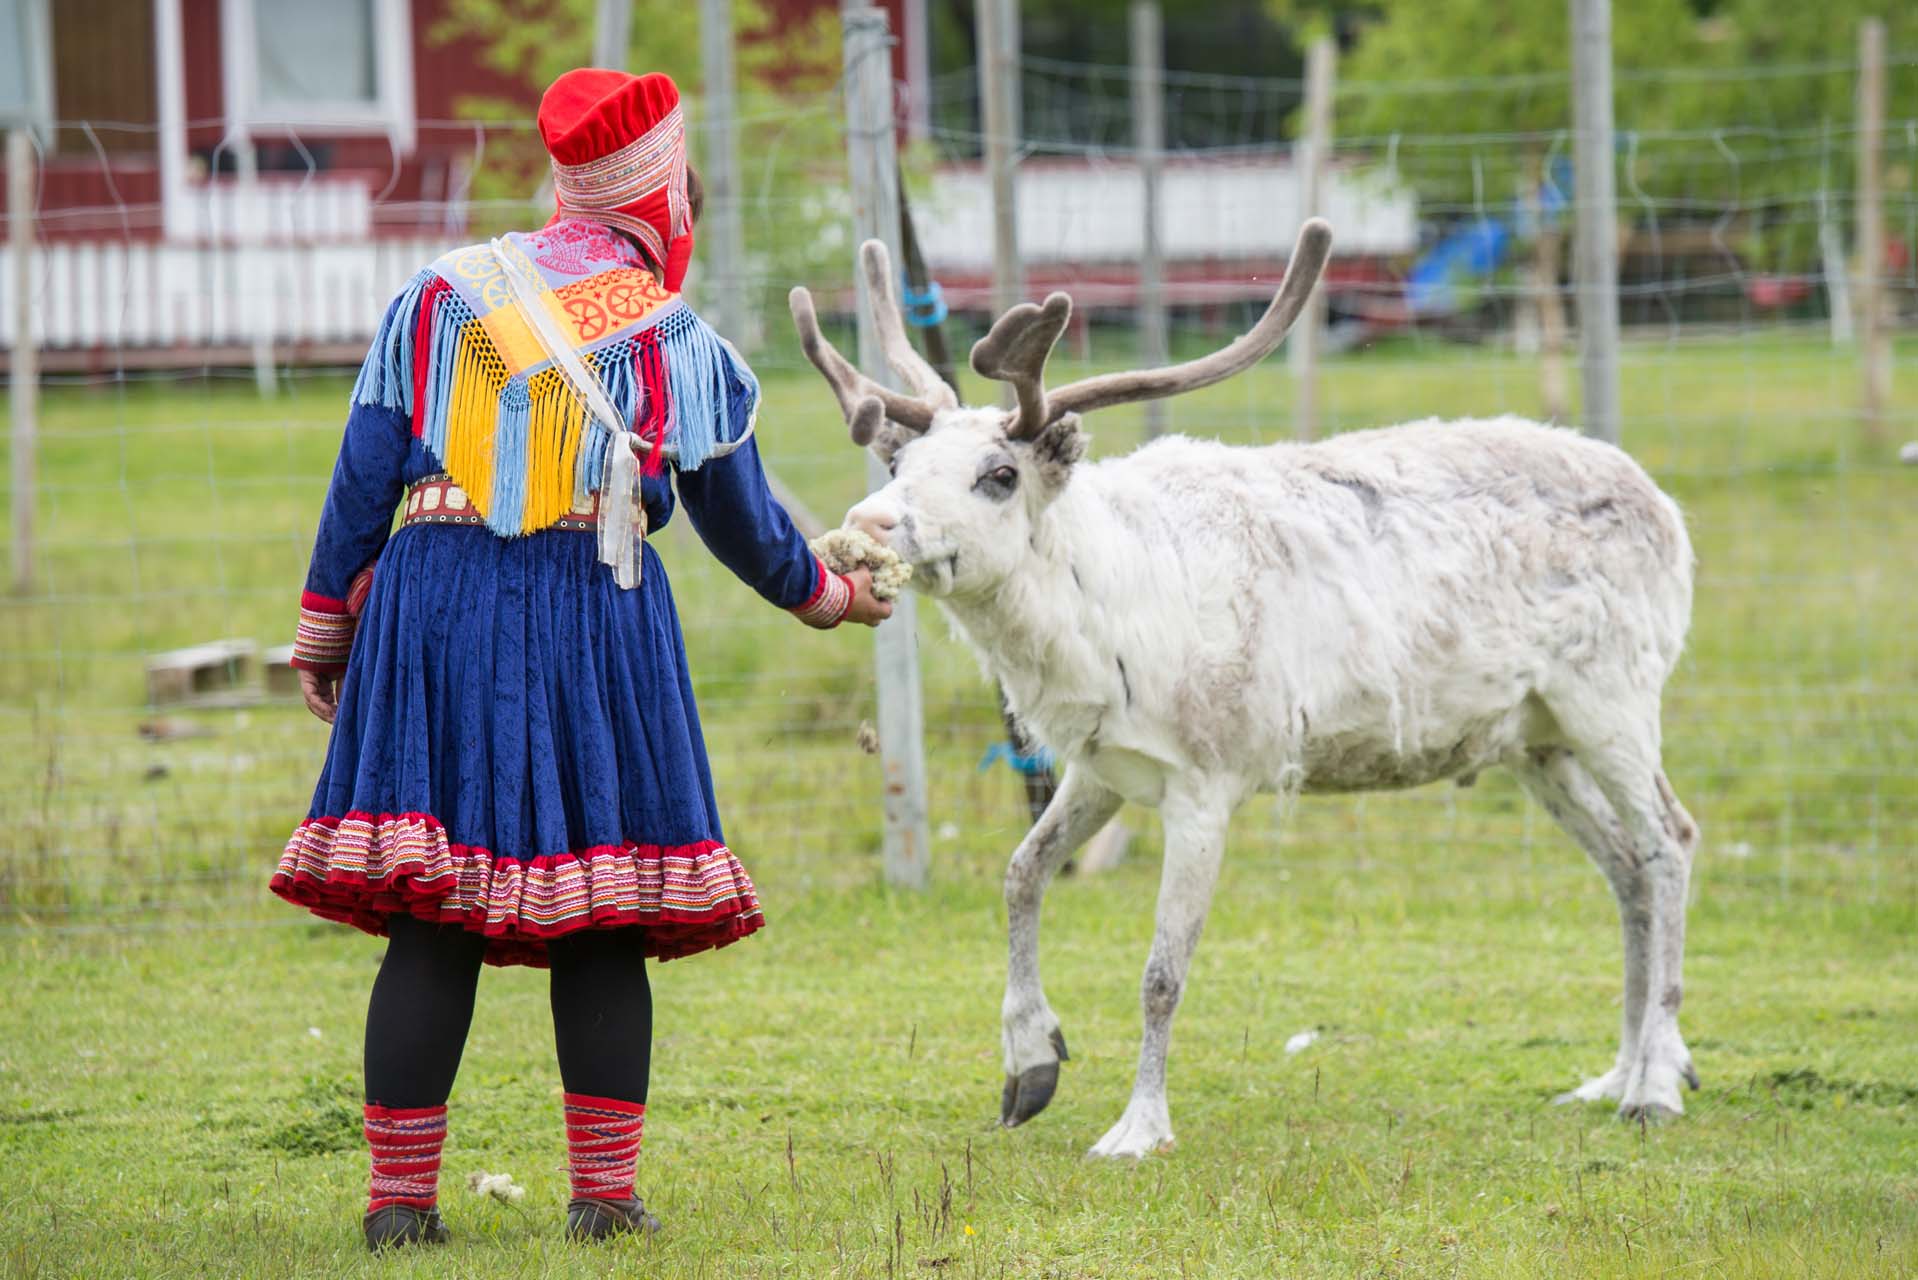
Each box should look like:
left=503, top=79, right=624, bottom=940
left=0, top=236, right=451, bottom=357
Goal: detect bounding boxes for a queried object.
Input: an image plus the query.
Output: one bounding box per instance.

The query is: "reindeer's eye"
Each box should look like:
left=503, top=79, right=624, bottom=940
left=973, top=462, right=1019, bottom=500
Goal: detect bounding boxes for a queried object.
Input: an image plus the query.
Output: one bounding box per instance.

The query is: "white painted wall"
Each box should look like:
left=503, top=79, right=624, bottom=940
left=916, top=158, right=1417, bottom=272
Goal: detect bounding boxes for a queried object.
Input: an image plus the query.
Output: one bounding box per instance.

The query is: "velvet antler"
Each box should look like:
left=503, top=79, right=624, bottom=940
left=969, top=293, right=1074, bottom=441
left=788, top=285, right=937, bottom=443
left=859, top=240, right=959, bottom=412
left=1045, top=218, right=1333, bottom=418
left=965, top=218, right=1335, bottom=433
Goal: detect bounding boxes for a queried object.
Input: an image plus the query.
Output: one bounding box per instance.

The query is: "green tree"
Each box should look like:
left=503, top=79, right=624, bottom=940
left=1327, top=0, right=1705, bottom=416
left=1335, top=1, right=1913, bottom=314
left=1647, top=4, right=1918, bottom=277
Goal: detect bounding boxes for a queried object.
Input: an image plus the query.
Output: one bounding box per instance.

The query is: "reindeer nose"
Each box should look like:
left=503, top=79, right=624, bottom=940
left=846, top=500, right=899, bottom=546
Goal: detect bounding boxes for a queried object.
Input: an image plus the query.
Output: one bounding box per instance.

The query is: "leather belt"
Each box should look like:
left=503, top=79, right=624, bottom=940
left=400, top=473, right=639, bottom=535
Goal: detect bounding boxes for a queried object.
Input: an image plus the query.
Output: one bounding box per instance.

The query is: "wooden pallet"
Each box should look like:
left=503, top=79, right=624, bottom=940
left=262, top=644, right=301, bottom=699
left=144, top=639, right=260, bottom=708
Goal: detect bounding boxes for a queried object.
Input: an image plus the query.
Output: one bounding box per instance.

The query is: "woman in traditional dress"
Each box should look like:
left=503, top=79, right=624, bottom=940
left=271, top=68, right=889, bottom=1250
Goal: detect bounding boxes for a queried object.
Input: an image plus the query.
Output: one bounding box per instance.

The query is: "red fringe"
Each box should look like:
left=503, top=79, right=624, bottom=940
left=410, top=276, right=453, bottom=439
left=633, top=330, right=671, bottom=477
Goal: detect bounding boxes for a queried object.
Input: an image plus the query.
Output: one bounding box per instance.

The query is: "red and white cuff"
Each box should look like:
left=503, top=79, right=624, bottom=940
left=291, top=568, right=373, bottom=674
left=789, top=558, right=854, bottom=629
left=291, top=591, right=357, bottom=674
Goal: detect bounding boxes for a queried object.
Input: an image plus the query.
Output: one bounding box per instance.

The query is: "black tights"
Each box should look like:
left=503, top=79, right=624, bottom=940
left=363, top=915, right=653, bottom=1109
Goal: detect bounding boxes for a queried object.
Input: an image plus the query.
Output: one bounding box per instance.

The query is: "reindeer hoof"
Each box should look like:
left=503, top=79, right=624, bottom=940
left=1682, top=1061, right=1701, bottom=1091
left=1617, top=1101, right=1682, bottom=1125
left=1000, top=1062, right=1061, bottom=1128
left=1049, top=1027, right=1070, bottom=1062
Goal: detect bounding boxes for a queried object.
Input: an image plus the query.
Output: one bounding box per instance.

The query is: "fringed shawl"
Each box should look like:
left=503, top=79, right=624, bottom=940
left=351, top=220, right=758, bottom=539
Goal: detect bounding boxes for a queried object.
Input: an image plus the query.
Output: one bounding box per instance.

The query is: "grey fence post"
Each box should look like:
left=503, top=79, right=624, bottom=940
left=593, top=0, right=631, bottom=69
left=699, top=0, right=754, bottom=350
left=1131, top=1, right=1169, bottom=438
left=1289, top=34, right=1334, bottom=441
left=1570, top=0, right=1621, bottom=445
left=843, top=5, right=931, bottom=889
left=1857, top=17, right=1890, bottom=443
left=977, top=0, right=1023, bottom=411
left=8, top=128, right=37, bottom=595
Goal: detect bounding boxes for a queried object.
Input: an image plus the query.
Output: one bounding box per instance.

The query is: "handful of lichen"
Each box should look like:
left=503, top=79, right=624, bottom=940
left=810, top=527, right=913, bottom=601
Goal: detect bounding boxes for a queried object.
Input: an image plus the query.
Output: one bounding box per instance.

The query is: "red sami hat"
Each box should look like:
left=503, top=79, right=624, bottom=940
left=539, top=68, right=694, bottom=292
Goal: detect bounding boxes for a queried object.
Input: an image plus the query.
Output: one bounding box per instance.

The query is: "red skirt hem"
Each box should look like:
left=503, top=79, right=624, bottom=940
left=271, top=811, right=764, bottom=968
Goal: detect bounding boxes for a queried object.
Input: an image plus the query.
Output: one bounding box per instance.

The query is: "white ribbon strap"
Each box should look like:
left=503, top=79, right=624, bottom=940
left=491, top=238, right=646, bottom=587
left=487, top=239, right=760, bottom=587
left=489, top=239, right=756, bottom=463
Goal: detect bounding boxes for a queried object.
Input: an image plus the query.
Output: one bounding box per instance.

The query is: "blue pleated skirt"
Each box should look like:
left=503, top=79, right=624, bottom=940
left=272, top=522, right=762, bottom=967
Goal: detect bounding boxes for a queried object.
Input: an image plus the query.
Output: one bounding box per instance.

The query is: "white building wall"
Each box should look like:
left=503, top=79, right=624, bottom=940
left=916, top=158, right=1417, bottom=272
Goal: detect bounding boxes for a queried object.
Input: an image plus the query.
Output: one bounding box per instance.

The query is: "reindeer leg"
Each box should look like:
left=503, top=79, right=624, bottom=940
left=1520, top=688, right=1702, bottom=1120
left=1000, top=764, right=1122, bottom=1128
left=1578, top=752, right=1701, bottom=1120
left=1087, top=785, right=1232, bottom=1159
left=1510, top=746, right=1648, bottom=1104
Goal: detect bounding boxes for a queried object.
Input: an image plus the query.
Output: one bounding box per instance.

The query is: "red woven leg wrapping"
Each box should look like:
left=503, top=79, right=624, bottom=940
left=364, top=1103, right=447, bottom=1212
left=562, top=1092, right=645, bottom=1201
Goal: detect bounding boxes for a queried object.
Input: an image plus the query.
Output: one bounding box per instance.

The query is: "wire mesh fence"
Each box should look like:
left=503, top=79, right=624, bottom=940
left=1, top=46, right=1914, bottom=939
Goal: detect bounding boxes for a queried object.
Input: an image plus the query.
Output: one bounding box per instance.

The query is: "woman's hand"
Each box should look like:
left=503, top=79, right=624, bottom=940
left=842, top=568, right=895, bottom=628
left=299, top=668, right=340, bottom=724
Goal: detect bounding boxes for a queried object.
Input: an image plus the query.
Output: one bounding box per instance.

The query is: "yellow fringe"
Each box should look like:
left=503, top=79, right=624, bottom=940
left=523, top=368, right=586, bottom=530
left=444, top=319, right=501, bottom=520
left=429, top=319, right=613, bottom=536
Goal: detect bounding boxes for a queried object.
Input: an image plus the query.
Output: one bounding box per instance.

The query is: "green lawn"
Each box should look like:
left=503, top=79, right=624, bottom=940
left=2, top=330, right=1915, bottom=1276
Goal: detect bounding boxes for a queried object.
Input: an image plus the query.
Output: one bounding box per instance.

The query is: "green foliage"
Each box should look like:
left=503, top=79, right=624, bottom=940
left=1647, top=5, right=1918, bottom=234
left=1337, top=0, right=1705, bottom=207
left=1334, top=1, right=1916, bottom=269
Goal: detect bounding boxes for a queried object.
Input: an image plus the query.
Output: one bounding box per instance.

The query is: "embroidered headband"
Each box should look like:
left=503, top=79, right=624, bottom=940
left=551, top=105, right=689, bottom=274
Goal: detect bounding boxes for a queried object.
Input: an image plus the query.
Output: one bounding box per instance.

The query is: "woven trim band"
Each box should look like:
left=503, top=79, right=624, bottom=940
left=551, top=106, right=688, bottom=271
left=401, top=474, right=640, bottom=536
left=790, top=560, right=854, bottom=629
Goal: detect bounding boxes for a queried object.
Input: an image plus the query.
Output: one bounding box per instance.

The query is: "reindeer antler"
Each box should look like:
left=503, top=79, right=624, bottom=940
left=967, top=218, right=1336, bottom=432
left=860, top=241, right=959, bottom=412
left=788, top=285, right=937, bottom=440
left=1047, top=218, right=1333, bottom=418
left=969, top=293, right=1073, bottom=441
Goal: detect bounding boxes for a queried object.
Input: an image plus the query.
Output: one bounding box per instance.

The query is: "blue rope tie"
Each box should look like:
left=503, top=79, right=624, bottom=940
left=900, top=277, right=948, bottom=328
left=979, top=741, right=1055, bottom=777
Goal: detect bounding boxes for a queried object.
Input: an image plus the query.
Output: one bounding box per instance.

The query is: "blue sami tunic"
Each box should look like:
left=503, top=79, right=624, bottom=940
left=272, top=227, right=845, bottom=967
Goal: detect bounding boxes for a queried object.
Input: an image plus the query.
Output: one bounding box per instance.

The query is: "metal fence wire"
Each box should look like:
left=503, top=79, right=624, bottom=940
left=1, top=47, right=1914, bottom=935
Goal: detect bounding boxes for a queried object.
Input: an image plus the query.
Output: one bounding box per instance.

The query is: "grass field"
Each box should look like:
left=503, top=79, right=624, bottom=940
left=2, top=329, right=1915, bottom=1277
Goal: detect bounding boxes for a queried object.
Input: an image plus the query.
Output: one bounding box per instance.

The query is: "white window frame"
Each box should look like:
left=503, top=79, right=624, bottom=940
left=0, top=0, right=55, bottom=141
left=220, top=0, right=416, bottom=153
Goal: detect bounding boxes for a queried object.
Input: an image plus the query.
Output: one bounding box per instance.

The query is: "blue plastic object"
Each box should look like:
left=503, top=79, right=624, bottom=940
left=1404, top=155, right=1572, bottom=319
left=900, top=277, right=948, bottom=327
left=979, top=740, right=1055, bottom=777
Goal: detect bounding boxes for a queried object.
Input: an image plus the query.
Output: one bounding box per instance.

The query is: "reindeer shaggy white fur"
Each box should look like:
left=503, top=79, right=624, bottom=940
left=790, top=220, right=1701, bottom=1159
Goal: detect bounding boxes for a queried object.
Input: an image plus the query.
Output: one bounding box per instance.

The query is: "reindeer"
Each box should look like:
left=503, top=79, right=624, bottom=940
left=788, top=219, right=1701, bottom=1158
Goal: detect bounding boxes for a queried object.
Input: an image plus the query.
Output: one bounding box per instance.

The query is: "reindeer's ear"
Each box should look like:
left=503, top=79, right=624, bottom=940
left=1028, top=412, right=1087, bottom=486
left=866, top=418, right=918, bottom=466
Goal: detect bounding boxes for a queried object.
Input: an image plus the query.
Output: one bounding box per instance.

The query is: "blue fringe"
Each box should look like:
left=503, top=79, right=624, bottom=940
left=353, top=278, right=761, bottom=537
left=419, top=293, right=466, bottom=467
left=489, top=381, right=531, bottom=536
left=351, top=271, right=432, bottom=413
left=651, top=306, right=759, bottom=471
left=579, top=345, right=644, bottom=503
